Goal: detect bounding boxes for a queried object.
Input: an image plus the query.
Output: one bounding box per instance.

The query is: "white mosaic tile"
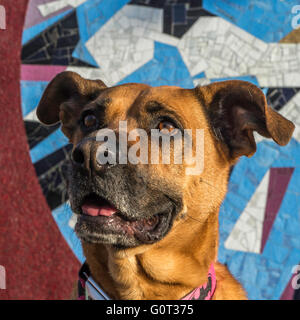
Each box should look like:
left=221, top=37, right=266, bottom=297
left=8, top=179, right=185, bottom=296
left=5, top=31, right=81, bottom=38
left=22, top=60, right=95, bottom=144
left=68, top=213, right=77, bottom=229
left=67, top=8, right=300, bottom=89
left=146, top=31, right=179, bottom=47
left=178, top=16, right=300, bottom=87
left=85, top=5, right=163, bottom=85
left=66, top=66, right=111, bottom=85
left=24, top=108, right=39, bottom=122
left=193, top=78, right=211, bottom=86
left=38, top=0, right=87, bottom=17
left=225, top=170, right=270, bottom=254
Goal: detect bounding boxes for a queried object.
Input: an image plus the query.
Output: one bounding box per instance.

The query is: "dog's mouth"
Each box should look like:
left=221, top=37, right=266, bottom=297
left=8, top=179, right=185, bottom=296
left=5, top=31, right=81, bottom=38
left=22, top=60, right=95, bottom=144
left=75, top=193, right=174, bottom=246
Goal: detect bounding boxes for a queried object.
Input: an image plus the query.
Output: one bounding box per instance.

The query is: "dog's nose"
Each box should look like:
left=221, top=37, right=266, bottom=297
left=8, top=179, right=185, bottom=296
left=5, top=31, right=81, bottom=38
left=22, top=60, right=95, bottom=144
left=72, top=137, right=117, bottom=172
left=71, top=139, right=92, bottom=171
left=72, top=146, right=85, bottom=165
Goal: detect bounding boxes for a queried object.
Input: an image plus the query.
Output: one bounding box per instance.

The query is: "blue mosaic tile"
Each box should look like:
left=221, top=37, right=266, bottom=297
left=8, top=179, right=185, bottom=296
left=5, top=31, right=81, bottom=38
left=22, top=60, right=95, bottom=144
left=119, top=42, right=194, bottom=88
left=219, top=139, right=300, bottom=300
left=22, top=10, right=93, bottom=67
left=21, top=81, right=49, bottom=117
left=227, top=252, right=245, bottom=276
left=203, top=0, right=300, bottom=42
left=72, top=40, right=99, bottom=67
left=52, top=204, right=85, bottom=263
left=76, top=0, right=129, bottom=43
left=192, top=71, right=205, bottom=80
left=263, top=241, right=290, bottom=264
left=22, top=9, right=72, bottom=45
left=30, top=128, right=69, bottom=164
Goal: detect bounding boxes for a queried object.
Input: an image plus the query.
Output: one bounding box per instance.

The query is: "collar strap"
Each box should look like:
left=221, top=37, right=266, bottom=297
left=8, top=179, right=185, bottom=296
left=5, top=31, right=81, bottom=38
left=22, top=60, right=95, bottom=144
left=78, top=262, right=110, bottom=300
left=181, top=263, right=216, bottom=300
left=78, top=262, right=216, bottom=300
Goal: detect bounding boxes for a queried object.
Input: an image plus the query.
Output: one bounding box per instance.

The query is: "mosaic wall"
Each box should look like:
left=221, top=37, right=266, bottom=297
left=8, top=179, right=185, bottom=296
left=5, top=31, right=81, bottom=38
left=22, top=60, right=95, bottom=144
left=21, top=0, right=300, bottom=299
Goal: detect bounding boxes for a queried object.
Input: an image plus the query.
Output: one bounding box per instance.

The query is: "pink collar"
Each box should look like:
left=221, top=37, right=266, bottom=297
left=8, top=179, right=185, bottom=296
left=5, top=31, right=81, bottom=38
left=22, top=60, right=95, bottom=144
left=78, top=262, right=216, bottom=300
left=181, top=263, right=216, bottom=300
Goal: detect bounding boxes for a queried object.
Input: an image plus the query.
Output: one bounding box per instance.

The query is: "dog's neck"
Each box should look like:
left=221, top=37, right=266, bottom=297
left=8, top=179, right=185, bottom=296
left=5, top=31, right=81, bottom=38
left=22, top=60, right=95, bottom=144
left=82, top=207, right=219, bottom=300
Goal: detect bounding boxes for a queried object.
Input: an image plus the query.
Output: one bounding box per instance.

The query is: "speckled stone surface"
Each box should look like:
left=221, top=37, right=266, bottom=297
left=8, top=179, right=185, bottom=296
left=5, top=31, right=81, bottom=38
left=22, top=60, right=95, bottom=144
left=0, top=0, right=79, bottom=300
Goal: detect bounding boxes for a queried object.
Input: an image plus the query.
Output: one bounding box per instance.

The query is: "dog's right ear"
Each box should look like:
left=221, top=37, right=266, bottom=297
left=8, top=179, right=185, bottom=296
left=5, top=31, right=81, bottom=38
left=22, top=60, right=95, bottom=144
left=195, top=80, right=295, bottom=159
left=36, top=71, right=107, bottom=125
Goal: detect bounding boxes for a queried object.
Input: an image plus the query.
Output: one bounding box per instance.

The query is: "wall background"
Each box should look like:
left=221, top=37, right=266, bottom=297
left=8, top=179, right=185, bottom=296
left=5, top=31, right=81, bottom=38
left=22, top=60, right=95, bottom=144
left=1, top=0, right=300, bottom=299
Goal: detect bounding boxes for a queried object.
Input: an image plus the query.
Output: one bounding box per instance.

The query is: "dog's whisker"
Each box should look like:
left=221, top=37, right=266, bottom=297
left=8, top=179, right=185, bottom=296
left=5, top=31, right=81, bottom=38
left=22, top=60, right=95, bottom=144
left=199, top=178, right=221, bottom=192
left=186, top=214, right=204, bottom=225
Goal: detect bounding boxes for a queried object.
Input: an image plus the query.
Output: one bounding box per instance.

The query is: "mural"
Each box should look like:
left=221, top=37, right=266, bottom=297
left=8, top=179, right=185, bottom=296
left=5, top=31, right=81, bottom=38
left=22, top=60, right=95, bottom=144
left=21, top=0, right=300, bottom=299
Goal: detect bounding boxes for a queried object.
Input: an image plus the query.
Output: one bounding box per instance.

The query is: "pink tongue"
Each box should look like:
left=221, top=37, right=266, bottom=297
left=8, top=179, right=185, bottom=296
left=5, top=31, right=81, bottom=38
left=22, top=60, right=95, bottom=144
left=82, top=204, right=117, bottom=217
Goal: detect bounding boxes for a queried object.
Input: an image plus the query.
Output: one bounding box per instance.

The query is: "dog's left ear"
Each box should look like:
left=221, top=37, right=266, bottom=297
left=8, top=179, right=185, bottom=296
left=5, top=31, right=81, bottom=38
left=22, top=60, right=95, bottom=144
left=195, top=80, right=295, bottom=159
left=36, top=71, right=107, bottom=125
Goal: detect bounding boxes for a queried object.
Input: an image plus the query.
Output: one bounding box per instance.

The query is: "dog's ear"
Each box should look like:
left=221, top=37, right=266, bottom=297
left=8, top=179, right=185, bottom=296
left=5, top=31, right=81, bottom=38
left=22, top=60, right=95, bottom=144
left=36, top=71, right=107, bottom=125
left=195, top=80, right=295, bottom=159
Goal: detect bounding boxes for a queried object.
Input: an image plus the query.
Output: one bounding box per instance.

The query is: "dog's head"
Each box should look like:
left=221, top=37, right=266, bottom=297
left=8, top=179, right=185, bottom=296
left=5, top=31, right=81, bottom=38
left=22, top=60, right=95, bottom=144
left=37, top=71, right=294, bottom=249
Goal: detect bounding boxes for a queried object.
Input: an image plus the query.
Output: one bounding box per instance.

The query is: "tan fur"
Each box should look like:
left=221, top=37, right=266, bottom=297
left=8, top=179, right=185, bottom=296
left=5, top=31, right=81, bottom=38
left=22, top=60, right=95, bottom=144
left=37, top=73, right=294, bottom=300
left=79, top=85, right=245, bottom=300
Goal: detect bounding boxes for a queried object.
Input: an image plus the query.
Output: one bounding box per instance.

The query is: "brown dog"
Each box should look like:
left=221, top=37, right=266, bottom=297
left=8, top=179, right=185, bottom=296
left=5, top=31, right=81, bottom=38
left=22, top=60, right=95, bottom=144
left=37, top=72, right=294, bottom=300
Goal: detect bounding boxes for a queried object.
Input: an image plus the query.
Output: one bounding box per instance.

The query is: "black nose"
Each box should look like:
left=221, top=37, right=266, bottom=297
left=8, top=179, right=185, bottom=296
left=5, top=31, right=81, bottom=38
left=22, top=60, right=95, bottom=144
left=72, top=147, right=85, bottom=165
left=71, top=139, right=92, bottom=170
left=72, top=137, right=118, bottom=172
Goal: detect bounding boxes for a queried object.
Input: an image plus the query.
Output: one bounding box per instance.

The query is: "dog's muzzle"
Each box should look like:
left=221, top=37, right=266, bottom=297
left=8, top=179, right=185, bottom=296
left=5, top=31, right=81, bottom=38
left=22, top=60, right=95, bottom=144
left=68, top=136, right=183, bottom=248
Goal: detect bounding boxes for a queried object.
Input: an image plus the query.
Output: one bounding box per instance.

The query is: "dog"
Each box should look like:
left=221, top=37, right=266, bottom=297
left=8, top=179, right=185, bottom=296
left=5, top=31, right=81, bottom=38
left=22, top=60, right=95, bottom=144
left=37, top=71, right=294, bottom=300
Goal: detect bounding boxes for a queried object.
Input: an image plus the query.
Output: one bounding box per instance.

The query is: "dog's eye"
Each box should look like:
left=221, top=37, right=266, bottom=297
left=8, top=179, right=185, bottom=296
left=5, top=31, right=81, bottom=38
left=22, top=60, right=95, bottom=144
left=83, top=114, right=98, bottom=128
left=158, top=121, right=176, bottom=134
